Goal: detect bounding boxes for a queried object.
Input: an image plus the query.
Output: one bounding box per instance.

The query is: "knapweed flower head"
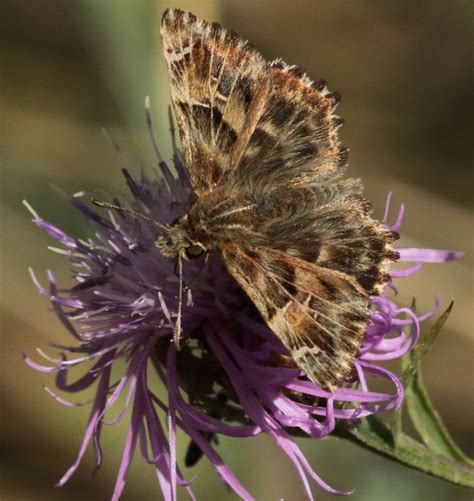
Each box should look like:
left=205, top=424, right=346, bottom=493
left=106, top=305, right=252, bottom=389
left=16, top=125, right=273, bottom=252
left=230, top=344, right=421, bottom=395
left=24, top=114, right=462, bottom=500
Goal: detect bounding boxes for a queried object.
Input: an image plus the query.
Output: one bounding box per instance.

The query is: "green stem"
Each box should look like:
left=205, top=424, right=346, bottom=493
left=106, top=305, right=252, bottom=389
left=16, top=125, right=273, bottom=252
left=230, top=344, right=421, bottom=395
left=334, top=418, right=474, bottom=489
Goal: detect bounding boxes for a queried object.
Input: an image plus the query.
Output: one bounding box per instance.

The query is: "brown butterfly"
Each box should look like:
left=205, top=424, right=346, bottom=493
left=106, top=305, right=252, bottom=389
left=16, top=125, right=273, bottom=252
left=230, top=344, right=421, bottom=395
left=154, top=9, right=397, bottom=390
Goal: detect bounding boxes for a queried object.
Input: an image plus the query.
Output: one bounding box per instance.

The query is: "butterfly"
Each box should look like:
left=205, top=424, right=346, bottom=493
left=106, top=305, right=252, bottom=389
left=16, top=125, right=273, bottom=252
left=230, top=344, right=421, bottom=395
left=156, top=8, right=398, bottom=390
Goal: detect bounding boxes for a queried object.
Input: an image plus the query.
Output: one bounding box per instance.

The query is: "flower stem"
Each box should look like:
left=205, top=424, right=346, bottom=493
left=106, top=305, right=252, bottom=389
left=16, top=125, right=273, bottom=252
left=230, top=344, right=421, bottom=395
left=334, top=417, right=474, bottom=489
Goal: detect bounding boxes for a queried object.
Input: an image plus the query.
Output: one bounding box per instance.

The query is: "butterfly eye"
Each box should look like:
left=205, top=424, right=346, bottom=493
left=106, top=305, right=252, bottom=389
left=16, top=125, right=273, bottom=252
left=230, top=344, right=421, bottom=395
left=185, top=244, right=205, bottom=259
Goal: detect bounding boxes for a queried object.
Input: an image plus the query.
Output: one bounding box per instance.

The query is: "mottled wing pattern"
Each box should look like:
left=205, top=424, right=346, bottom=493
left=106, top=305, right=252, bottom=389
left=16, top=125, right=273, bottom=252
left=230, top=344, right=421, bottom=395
left=161, top=9, right=271, bottom=196
left=161, top=10, right=399, bottom=390
left=253, top=182, right=399, bottom=295
left=233, top=59, right=347, bottom=190
left=221, top=244, right=368, bottom=389
left=214, top=183, right=397, bottom=389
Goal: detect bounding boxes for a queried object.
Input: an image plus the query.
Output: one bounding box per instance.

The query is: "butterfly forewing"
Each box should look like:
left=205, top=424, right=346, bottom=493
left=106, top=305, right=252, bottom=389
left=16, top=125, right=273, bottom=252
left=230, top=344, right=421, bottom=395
left=161, top=9, right=271, bottom=197
left=235, top=60, right=348, bottom=191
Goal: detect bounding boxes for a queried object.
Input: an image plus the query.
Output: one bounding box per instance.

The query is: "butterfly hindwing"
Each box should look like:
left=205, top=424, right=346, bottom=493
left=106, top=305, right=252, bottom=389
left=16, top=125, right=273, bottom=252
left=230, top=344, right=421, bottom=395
left=161, top=9, right=271, bottom=196
left=254, top=182, right=398, bottom=295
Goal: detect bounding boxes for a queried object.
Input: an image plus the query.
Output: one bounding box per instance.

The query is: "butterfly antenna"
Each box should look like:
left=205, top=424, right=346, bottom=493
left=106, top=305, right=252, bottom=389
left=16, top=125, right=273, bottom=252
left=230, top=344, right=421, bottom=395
left=91, top=198, right=168, bottom=231
left=173, top=251, right=184, bottom=350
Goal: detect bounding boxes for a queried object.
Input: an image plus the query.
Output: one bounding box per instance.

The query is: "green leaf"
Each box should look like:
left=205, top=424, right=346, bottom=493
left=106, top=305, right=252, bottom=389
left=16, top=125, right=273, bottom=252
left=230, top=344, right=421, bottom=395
left=405, top=367, right=474, bottom=467
left=401, top=300, right=453, bottom=386
left=401, top=300, right=474, bottom=467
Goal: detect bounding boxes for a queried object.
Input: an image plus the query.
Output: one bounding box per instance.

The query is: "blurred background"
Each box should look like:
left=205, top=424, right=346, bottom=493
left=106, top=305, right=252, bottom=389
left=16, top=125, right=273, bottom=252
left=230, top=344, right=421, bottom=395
left=1, top=1, right=472, bottom=500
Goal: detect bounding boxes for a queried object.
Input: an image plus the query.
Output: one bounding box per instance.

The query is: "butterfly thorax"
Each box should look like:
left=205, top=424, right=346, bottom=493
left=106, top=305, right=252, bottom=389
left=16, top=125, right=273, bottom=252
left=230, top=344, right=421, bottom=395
left=156, top=191, right=261, bottom=260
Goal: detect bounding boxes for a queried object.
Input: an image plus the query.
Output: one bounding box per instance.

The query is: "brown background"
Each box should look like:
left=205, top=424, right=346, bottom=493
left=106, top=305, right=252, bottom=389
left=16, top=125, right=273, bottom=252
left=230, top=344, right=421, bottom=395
left=1, top=1, right=473, bottom=500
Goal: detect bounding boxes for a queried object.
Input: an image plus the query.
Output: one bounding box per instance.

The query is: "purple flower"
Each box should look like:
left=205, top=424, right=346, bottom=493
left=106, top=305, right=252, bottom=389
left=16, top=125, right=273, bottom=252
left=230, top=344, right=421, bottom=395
left=24, top=114, right=462, bottom=501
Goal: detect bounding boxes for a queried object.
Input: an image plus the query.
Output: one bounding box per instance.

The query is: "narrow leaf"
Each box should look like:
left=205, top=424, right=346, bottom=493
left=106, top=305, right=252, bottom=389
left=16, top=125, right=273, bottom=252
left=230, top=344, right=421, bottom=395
left=401, top=301, right=453, bottom=386
left=405, top=364, right=474, bottom=467
left=400, top=300, right=474, bottom=466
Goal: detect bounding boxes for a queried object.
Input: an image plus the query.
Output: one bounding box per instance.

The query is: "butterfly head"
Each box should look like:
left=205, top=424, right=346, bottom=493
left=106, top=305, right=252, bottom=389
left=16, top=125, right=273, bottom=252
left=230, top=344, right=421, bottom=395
left=155, top=215, right=207, bottom=261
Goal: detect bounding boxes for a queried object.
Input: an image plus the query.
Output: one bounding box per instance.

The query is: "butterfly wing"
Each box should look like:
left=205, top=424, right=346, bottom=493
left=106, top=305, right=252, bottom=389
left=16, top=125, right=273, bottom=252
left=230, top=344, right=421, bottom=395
left=161, top=9, right=271, bottom=197
left=234, top=59, right=347, bottom=191
left=221, top=243, right=368, bottom=390
left=212, top=182, right=397, bottom=389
